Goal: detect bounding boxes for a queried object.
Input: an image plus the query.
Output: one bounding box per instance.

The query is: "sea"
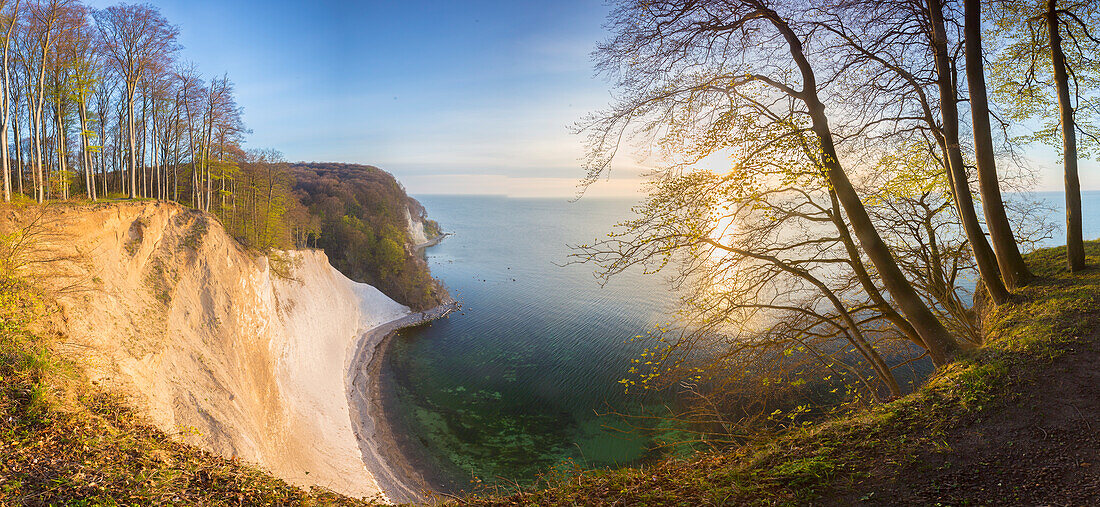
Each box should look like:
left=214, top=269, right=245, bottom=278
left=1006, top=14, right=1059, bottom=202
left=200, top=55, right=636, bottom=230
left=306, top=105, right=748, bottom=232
left=377, top=191, right=1100, bottom=493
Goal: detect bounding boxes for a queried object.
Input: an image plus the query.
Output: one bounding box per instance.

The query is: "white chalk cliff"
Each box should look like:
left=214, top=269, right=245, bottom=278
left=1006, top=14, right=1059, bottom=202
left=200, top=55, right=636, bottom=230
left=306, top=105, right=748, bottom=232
left=405, top=206, right=429, bottom=246
left=18, top=201, right=409, bottom=499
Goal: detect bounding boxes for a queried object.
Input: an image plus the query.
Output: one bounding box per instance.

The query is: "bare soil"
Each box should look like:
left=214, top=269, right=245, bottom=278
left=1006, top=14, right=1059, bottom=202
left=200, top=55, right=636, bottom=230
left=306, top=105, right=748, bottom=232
left=832, top=330, right=1100, bottom=506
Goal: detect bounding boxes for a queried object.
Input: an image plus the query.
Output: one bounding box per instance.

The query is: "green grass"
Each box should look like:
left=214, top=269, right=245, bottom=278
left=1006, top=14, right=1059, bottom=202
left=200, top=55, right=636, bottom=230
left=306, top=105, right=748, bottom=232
left=462, top=241, right=1100, bottom=506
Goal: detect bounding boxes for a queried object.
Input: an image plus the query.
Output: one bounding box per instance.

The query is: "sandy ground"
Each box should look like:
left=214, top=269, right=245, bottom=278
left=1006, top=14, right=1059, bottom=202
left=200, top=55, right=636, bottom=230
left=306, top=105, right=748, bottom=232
left=6, top=201, right=416, bottom=500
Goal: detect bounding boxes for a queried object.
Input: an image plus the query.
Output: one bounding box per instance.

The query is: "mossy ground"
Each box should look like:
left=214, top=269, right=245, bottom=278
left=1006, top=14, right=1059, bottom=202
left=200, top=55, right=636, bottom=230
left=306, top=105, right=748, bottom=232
left=461, top=241, right=1100, bottom=506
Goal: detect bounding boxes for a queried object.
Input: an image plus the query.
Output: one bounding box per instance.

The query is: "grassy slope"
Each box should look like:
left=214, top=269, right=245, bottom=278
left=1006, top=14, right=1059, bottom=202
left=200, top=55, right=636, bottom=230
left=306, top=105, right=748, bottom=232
left=465, top=241, right=1100, bottom=506
left=0, top=277, right=373, bottom=506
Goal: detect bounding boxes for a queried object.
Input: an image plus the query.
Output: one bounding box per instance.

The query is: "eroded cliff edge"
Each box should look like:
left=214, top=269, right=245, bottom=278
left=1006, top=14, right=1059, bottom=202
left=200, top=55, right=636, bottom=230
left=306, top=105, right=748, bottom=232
left=10, top=201, right=411, bottom=499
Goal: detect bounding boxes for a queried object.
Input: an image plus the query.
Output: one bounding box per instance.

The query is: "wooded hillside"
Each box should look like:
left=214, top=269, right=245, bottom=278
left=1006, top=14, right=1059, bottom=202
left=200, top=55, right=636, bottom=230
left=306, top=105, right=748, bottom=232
left=291, top=162, right=445, bottom=311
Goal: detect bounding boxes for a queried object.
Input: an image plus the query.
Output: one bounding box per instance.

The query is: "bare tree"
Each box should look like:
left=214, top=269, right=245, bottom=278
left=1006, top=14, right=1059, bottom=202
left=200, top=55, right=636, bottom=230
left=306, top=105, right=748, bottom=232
left=10, top=53, right=22, bottom=196
left=92, top=76, right=115, bottom=196
left=580, top=0, right=965, bottom=365
left=963, top=0, right=1031, bottom=288
left=1, top=0, right=20, bottom=202
left=61, top=2, right=98, bottom=200
left=174, top=62, right=202, bottom=207
left=94, top=3, right=177, bottom=199
left=44, top=1, right=85, bottom=201
left=22, top=0, right=70, bottom=203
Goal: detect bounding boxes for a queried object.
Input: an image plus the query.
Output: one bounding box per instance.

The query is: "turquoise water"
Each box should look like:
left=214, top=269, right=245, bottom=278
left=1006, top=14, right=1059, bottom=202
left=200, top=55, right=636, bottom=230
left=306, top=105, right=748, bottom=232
left=381, top=196, right=679, bottom=492
left=380, top=191, right=1100, bottom=493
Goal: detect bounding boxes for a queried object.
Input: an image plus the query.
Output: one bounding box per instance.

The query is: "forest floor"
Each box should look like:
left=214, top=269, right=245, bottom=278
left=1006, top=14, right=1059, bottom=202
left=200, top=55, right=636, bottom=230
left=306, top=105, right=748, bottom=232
left=465, top=240, right=1100, bottom=506
left=829, top=328, right=1100, bottom=504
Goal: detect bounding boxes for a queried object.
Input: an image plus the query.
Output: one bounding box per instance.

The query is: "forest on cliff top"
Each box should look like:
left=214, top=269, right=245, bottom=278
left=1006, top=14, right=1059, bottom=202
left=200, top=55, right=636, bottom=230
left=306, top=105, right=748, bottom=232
left=0, top=0, right=444, bottom=311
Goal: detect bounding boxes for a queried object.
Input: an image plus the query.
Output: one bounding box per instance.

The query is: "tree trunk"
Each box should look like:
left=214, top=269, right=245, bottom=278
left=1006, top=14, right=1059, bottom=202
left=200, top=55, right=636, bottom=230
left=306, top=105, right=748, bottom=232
left=829, top=190, right=925, bottom=348
left=927, top=0, right=1011, bottom=305
left=127, top=89, right=137, bottom=199
left=1047, top=0, right=1085, bottom=271
left=187, top=119, right=197, bottom=207
left=0, top=1, right=18, bottom=202
left=204, top=118, right=213, bottom=212
left=768, top=8, right=964, bottom=366
left=140, top=91, right=148, bottom=198
left=963, top=0, right=1031, bottom=288
left=55, top=96, right=69, bottom=200
left=12, top=90, right=21, bottom=197
left=78, top=96, right=94, bottom=201
left=98, top=107, right=107, bottom=196
left=149, top=111, right=157, bottom=200
left=218, top=142, right=225, bottom=213
left=173, top=96, right=181, bottom=202
left=0, top=43, right=9, bottom=201
left=42, top=112, right=50, bottom=200
left=31, top=85, right=44, bottom=203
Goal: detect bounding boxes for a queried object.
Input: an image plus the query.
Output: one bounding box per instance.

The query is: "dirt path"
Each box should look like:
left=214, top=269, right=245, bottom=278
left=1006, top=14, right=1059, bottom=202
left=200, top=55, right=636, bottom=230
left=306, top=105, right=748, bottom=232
left=833, top=330, right=1100, bottom=505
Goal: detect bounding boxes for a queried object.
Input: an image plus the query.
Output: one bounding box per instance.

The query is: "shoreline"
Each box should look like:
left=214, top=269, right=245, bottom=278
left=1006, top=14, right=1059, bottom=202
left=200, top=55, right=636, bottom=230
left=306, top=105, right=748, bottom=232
left=414, top=232, right=451, bottom=252
left=346, top=299, right=458, bottom=503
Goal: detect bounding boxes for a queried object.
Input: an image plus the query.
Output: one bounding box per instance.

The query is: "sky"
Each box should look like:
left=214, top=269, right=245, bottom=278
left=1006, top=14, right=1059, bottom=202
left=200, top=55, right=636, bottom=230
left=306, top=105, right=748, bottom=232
left=85, top=0, right=650, bottom=197
left=86, top=0, right=1097, bottom=197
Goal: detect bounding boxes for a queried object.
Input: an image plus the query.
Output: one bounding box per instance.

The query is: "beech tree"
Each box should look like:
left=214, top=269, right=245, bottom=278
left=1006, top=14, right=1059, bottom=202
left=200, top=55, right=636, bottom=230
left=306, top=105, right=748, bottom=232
left=45, top=1, right=85, bottom=200
left=174, top=62, right=204, bottom=208
left=1044, top=0, right=1093, bottom=271
left=805, top=0, right=1036, bottom=303
left=924, top=0, right=1013, bottom=304
left=0, top=0, right=19, bottom=202
left=0, top=0, right=263, bottom=243
left=579, top=0, right=967, bottom=369
left=230, top=149, right=296, bottom=250
left=92, top=76, right=114, bottom=195
left=22, top=0, right=69, bottom=202
left=205, top=74, right=246, bottom=214
left=9, top=48, right=21, bottom=196
left=64, top=7, right=97, bottom=201
left=962, top=0, right=1031, bottom=288
left=93, top=3, right=177, bottom=199
left=990, top=0, right=1099, bottom=272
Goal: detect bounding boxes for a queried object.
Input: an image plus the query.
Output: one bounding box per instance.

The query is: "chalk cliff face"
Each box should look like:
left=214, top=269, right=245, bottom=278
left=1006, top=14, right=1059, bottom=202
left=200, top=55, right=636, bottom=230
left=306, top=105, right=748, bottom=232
left=13, top=201, right=408, bottom=499
left=405, top=206, right=430, bottom=246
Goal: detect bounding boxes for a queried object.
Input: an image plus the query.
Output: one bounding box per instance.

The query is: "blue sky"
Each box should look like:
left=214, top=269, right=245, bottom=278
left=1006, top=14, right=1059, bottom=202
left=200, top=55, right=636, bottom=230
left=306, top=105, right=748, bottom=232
left=87, top=0, right=1096, bottom=196
left=85, top=0, right=648, bottom=197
